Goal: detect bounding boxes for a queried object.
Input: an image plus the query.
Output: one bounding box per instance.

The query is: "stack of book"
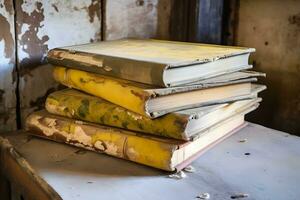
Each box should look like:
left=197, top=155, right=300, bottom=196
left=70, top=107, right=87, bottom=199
left=26, top=39, right=266, bottom=171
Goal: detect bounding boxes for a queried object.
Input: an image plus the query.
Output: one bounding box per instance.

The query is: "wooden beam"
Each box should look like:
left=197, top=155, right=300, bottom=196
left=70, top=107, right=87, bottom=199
left=170, top=0, right=225, bottom=44
left=189, top=0, right=224, bottom=44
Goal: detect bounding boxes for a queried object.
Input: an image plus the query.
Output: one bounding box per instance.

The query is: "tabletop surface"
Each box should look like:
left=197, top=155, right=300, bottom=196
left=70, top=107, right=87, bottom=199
left=4, top=123, right=300, bottom=200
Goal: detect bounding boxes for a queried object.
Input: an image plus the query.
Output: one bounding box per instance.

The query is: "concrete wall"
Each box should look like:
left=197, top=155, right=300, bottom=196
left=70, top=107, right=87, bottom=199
left=235, top=0, right=300, bottom=134
left=0, top=0, right=16, bottom=131
left=104, top=0, right=171, bottom=40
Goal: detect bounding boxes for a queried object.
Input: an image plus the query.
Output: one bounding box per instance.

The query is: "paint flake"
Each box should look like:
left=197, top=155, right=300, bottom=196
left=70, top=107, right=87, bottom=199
left=183, top=165, right=195, bottom=173
left=197, top=193, right=210, bottom=199
left=168, top=171, right=186, bottom=180
left=73, top=126, right=91, bottom=146
left=94, top=140, right=105, bottom=151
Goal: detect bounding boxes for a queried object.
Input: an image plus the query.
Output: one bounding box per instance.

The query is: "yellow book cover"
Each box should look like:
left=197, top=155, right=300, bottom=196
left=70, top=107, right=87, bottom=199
left=53, top=66, right=265, bottom=118
left=47, top=39, right=255, bottom=87
left=26, top=110, right=245, bottom=171
left=46, top=88, right=261, bottom=140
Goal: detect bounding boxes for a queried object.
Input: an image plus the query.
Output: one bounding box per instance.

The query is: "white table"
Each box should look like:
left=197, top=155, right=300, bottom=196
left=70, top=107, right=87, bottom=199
left=1, top=123, right=299, bottom=200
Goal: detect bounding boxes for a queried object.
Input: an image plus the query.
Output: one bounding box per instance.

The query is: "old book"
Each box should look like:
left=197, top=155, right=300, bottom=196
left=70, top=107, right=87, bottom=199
left=186, top=70, right=265, bottom=86
left=47, top=39, right=255, bottom=87
left=53, top=66, right=266, bottom=118
left=46, top=88, right=261, bottom=140
left=26, top=110, right=246, bottom=171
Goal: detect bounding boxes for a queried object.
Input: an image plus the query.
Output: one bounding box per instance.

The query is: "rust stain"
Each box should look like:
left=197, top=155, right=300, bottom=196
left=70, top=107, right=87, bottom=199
left=87, top=0, right=101, bottom=23
left=87, top=73, right=106, bottom=84
left=0, top=14, right=14, bottom=63
left=136, top=0, right=145, bottom=6
left=4, top=0, right=13, bottom=15
left=73, top=6, right=79, bottom=11
left=130, top=90, right=148, bottom=101
left=51, top=4, right=59, bottom=12
left=173, top=117, right=188, bottom=129
left=288, top=13, right=300, bottom=27
left=16, top=0, right=49, bottom=76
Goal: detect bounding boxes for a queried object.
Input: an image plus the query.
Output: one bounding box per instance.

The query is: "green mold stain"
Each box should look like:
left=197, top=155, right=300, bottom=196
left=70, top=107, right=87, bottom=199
left=112, top=115, right=119, bottom=120
left=137, top=123, right=143, bottom=130
left=99, top=115, right=105, bottom=124
left=77, top=99, right=90, bottom=118
left=122, top=121, right=129, bottom=129
left=79, top=78, right=88, bottom=83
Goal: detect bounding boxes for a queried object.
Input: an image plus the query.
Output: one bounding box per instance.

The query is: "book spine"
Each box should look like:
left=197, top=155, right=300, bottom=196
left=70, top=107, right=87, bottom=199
left=53, top=66, right=153, bottom=117
left=47, top=49, right=167, bottom=87
left=46, top=89, right=189, bottom=140
left=26, top=112, right=178, bottom=171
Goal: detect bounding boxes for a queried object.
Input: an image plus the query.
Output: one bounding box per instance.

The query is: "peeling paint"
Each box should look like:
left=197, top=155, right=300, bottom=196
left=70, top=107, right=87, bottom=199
left=168, top=171, right=187, bottom=179
left=27, top=110, right=179, bottom=171
left=16, top=0, right=49, bottom=75
left=16, top=0, right=102, bottom=75
left=87, top=0, right=101, bottom=23
left=104, top=142, right=119, bottom=156
left=16, top=0, right=102, bottom=128
left=0, top=14, right=14, bottom=63
left=4, top=0, right=13, bottom=15
left=126, top=147, right=138, bottom=160
left=0, top=0, right=16, bottom=131
left=94, top=140, right=106, bottom=151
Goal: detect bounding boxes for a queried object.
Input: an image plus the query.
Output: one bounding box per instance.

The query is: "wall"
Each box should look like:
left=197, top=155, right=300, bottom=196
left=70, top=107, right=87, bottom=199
left=104, top=0, right=171, bottom=40
left=235, top=0, right=300, bottom=134
left=0, top=0, right=16, bottom=131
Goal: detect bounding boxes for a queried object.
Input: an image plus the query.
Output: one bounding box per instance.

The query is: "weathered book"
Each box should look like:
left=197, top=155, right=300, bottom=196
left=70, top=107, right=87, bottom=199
left=26, top=110, right=246, bottom=171
left=47, top=39, right=255, bottom=87
left=53, top=66, right=266, bottom=118
left=46, top=88, right=261, bottom=140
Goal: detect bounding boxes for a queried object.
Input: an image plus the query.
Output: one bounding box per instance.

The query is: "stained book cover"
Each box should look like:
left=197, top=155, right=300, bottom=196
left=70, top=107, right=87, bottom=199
left=46, top=88, right=261, bottom=140
left=26, top=110, right=245, bottom=171
left=53, top=66, right=265, bottom=118
left=47, top=39, right=255, bottom=86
